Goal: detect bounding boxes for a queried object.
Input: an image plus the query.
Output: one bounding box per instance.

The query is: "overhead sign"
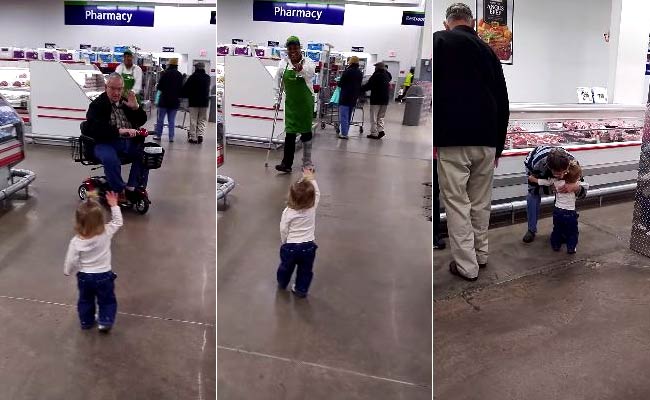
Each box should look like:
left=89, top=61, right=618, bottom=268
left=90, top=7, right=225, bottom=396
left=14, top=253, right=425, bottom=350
left=253, top=1, right=345, bottom=26
left=351, top=47, right=364, bottom=53
left=79, top=44, right=92, bottom=50
left=402, top=11, right=425, bottom=26
left=162, top=47, right=175, bottom=53
left=210, top=10, right=216, bottom=24
left=232, top=39, right=244, bottom=44
left=268, top=41, right=280, bottom=47
left=64, top=2, right=155, bottom=27
left=45, top=43, right=56, bottom=49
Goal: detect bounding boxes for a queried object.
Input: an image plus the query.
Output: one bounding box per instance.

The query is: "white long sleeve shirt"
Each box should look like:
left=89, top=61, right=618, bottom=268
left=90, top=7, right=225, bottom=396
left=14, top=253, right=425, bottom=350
left=280, top=180, right=320, bottom=244
left=274, top=56, right=316, bottom=103
left=115, top=63, right=144, bottom=94
left=538, top=179, right=589, bottom=211
left=64, top=206, right=123, bottom=275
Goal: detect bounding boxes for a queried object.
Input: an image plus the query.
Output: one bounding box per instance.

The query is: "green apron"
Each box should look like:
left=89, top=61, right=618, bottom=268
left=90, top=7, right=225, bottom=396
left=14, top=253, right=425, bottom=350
left=283, top=68, right=313, bottom=134
left=121, top=73, right=135, bottom=97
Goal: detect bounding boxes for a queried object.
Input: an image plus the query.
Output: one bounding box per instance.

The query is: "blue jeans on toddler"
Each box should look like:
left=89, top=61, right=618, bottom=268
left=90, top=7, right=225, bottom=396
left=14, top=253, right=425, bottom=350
left=77, top=271, right=118, bottom=329
left=550, top=207, right=579, bottom=252
left=276, top=241, right=318, bottom=296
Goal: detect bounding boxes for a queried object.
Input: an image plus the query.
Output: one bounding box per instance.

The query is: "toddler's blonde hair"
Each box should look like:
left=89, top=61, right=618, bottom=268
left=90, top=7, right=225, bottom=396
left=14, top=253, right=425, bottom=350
left=75, top=195, right=105, bottom=238
left=287, top=179, right=315, bottom=210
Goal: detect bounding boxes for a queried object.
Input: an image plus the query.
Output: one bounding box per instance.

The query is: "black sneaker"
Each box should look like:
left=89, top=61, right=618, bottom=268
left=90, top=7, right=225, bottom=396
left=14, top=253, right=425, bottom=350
left=567, top=248, right=577, bottom=255
left=198, top=136, right=204, bottom=144
left=188, top=139, right=198, bottom=144
left=98, top=325, right=111, bottom=333
left=433, top=237, right=446, bottom=250
left=378, top=131, right=385, bottom=139
left=449, top=261, right=478, bottom=282
left=523, top=230, right=536, bottom=243
left=367, top=134, right=380, bottom=139
left=291, top=285, right=307, bottom=298
left=275, top=164, right=292, bottom=173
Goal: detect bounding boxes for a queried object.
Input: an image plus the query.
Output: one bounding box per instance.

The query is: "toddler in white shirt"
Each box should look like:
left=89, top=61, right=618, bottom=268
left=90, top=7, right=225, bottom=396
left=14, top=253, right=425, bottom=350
left=276, top=167, right=319, bottom=298
left=529, top=161, right=587, bottom=254
left=64, top=192, right=122, bottom=332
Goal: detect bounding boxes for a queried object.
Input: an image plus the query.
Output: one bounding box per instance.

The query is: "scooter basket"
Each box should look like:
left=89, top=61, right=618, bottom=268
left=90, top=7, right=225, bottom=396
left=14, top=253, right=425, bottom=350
left=142, top=143, right=165, bottom=169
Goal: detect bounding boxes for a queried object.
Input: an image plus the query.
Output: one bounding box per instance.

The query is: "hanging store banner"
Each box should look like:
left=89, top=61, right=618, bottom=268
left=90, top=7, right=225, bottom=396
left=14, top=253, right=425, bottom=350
left=401, top=11, right=425, bottom=26
left=210, top=10, right=216, bottom=24
left=351, top=46, right=364, bottom=52
left=476, top=0, right=514, bottom=64
left=253, top=1, right=345, bottom=26
left=64, top=2, right=155, bottom=27
left=268, top=41, right=280, bottom=47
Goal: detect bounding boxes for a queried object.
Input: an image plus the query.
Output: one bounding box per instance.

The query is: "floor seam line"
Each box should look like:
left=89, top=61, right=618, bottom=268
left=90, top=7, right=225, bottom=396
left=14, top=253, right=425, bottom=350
left=0, top=294, right=214, bottom=328
left=217, top=344, right=431, bottom=389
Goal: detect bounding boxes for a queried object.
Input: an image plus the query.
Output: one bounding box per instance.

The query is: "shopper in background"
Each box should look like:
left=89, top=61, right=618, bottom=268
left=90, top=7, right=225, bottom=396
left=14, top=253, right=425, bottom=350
left=64, top=191, right=122, bottom=333
left=523, top=146, right=587, bottom=244
left=154, top=58, right=183, bottom=142
left=115, top=50, right=143, bottom=98
left=362, top=62, right=392, bottom=139
left=277, top=166, right=320, bottom=298
left=396, top=67, right=415, bottom=103
left=85, top=73, right=149, bottom=205
left=274, top=36, right=316, bottom=173
left=182, top=62, right=211, bottom=144
left=433, top=3, right=509, bottom=281
left=337, top=56, right=363, bottom=140
left=433, top=147, right=446, bottom=250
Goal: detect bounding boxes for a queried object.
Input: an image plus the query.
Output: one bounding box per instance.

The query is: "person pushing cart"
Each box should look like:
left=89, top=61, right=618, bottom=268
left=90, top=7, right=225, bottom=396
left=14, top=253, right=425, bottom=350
left=273, top=36, right=316, bottom=173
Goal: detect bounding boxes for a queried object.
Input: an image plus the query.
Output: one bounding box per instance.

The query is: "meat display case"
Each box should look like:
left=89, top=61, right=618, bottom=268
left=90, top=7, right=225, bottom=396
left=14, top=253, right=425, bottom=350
left=494, top=103, right=645, bottom=203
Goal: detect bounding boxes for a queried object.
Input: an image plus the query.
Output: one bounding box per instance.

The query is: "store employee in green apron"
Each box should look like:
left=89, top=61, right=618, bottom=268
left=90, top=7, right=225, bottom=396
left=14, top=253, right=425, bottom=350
left=274, top=36, right=316, bottom=173
left=115, top=50, right=144, bottom=100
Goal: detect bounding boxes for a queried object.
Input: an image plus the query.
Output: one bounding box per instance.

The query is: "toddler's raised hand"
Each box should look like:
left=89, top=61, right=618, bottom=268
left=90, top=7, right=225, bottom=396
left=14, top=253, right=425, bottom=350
left=106, top=191, right=119, bottom=207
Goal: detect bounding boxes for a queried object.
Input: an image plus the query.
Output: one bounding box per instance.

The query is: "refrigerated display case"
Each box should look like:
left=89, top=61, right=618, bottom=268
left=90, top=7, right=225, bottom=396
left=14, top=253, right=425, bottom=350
left=0, top=93, right=35, bottom=199
left=494, top=103, right=645, bottom=203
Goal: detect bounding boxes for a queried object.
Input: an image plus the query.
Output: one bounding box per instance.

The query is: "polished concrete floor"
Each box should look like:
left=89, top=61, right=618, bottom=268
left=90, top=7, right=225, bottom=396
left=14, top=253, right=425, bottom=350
left=217, top=104, right=433, bottom=399
left=434, top=201, right=650, bottom=399
left=0, top=117, right=215, bottom=399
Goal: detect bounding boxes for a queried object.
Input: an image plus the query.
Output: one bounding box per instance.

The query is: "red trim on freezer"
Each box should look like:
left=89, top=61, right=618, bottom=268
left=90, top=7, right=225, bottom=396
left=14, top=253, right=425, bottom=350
left=502, top=142, right=642, bottom=157
left=0, top=143, right=22, bottom=154
left=231, top=113, right=283, bottom=121
left=37, top=106, right=86, bottom=112
left=231, top=104, right=282, bottom=111
left=36, top=115, right=87, bottom=121
left=0, top=152, right=24, bottom=167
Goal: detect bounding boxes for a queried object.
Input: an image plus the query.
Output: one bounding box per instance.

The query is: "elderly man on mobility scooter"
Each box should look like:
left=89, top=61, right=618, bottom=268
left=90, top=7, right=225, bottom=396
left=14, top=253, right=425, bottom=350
left=84, top=73, right=149, bottom=205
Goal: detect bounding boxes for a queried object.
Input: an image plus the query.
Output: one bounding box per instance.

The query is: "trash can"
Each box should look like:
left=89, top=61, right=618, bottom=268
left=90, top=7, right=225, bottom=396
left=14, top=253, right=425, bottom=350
left=402, top=85, right=425, bottom=126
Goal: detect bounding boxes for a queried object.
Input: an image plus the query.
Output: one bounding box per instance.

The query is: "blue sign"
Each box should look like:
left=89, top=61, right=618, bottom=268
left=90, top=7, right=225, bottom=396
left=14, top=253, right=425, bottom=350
left=402, top=11, right=425, bottom=26
left=253, top=1, right=345, bottom=26
left=64, top=2, right=155, bottom=27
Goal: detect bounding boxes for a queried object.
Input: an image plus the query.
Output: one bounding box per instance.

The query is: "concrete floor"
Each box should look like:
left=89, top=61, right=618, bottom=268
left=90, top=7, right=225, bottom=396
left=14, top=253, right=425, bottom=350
left=434, top=201, right=650, bottom=399
left=217, top=104, right=433, bottom=399
left=0, top=118, right=215, bottom=399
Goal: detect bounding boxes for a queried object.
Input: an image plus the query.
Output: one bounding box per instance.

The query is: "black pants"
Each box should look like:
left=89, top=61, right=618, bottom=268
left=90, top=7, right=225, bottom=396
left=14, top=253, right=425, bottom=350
left=433, top=158, right=441, bottom=239
left=551, top=207, right=579, bottom=251
left=396, top=85, right=411, bottom=102
left=282, top=131, right=313, bottom=168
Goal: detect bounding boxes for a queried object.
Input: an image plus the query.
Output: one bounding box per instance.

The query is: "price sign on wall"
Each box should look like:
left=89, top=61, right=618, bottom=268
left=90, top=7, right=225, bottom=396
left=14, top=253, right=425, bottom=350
left=476, top=0, right=514, bottom=64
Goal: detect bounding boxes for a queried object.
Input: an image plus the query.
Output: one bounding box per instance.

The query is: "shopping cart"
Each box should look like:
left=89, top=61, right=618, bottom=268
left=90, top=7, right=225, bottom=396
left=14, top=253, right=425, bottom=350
left=319, top=91, right=365, bottom=135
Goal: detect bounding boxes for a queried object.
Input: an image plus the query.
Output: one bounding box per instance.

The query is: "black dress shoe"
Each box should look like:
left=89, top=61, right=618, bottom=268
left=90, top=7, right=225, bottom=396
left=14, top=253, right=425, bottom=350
left=449, top=261, right=478, bottom=281
left=523, top=230, right=536, bottom=243
left=275, top=164, right=292, bottom=173
left=479, top=263, right=487, bottom=269
left=198, top=136, right=204, bottom=144
left=433, top=237, right=446, bottom=250
left=367, top=134, right=380, bottom=139
left=377, top=131, right=385, bottom=139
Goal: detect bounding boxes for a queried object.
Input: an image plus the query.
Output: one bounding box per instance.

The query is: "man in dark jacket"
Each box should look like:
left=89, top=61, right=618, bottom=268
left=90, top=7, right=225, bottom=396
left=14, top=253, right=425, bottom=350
left=85, top=73, right=149, bottom=203
left=337, top=56, right=363, bottom=139
left=182, top=62, right=211, bottom=144
left=361, top=62, right=391, bottom=139
left=433, top=3, right=509, bottom=281
left=154, top=58, right=183, bottom=142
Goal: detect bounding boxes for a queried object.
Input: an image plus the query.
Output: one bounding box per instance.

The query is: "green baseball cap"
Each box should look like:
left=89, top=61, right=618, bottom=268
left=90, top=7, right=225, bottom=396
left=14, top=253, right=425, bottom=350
left=123, top=49, right=133, bottom=56
left=285, top=36, right=301, bottom=47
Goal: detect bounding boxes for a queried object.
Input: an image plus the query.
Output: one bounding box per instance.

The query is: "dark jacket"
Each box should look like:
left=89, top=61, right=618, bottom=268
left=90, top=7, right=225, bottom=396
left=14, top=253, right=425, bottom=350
left=182, top=68, right=211, bottom=108
left=361, top=69, right=392, bottom=105
left=84, top=92, right=147, bottom=144
left=157, top=65, right=184, bottom=109
left=338, top=64, right=363, bottom=107
left=433, top=25, right=510, bottom=157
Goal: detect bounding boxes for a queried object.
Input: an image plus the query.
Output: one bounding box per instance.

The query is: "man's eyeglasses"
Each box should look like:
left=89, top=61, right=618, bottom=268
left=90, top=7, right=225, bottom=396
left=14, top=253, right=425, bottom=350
left=107, top=85, right=123, bottom=91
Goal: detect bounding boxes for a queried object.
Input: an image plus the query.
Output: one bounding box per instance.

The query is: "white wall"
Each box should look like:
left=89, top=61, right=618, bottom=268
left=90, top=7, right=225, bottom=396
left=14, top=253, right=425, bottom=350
left=0, top=1, right=216, bottom=72
left=433, top=0, right=613, bottom=104
left=217, top=0, right=425, bottom=76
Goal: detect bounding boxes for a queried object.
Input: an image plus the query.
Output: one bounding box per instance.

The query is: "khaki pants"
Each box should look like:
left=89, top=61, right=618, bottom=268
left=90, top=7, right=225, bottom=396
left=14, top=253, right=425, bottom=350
left=189, top=107, right=208, bottom=140
left=369, top=105, right=387, bottom=135
left=437, top=146, right=495, bottom=278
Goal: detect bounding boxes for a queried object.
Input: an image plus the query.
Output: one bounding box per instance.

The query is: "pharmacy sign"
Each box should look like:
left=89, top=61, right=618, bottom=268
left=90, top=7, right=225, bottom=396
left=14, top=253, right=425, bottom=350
left=64, top=2, right=155, bottom=27
left=253, top=1, right=345, bottom=26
